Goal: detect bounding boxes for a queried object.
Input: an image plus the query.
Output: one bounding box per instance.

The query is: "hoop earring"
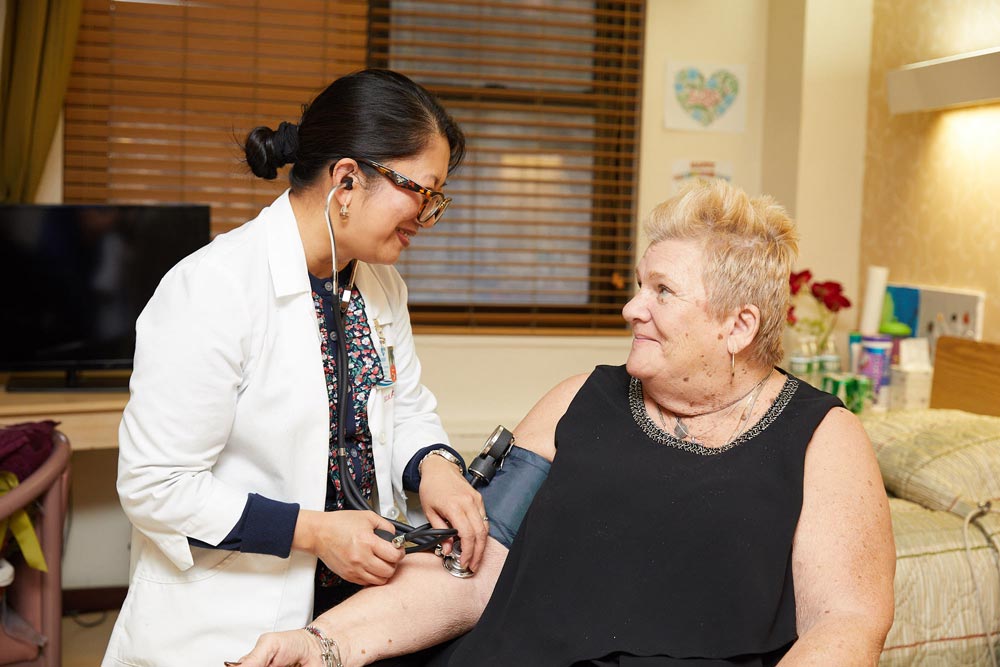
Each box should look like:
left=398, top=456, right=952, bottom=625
left=339, top=203, right=349, bottom=219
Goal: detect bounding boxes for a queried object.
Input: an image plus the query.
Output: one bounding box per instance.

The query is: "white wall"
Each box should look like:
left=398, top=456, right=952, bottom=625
left=761, top=0, right=806, bottom=218
left=637, top=0, right=770, bottom=246
left=418, top=335, right=631, bottom=451
left=19, top=0, right=872, bottom=589
left=62, top=449, right=132, bottom=589
left=793, top=0, right=873, bottom=341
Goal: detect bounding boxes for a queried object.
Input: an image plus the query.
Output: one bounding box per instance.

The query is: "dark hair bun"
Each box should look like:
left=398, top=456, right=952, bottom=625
left=244, top=69, right=465, bottom=190
left=244, top=121, right=299, bottom=180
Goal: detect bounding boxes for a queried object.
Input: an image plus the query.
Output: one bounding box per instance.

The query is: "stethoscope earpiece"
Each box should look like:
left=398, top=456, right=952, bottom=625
left=341, top=175, right=353, bottom=190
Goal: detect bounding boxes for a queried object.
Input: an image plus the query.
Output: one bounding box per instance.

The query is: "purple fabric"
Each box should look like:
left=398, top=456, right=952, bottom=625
left=0, top=420, right=58, bottom=481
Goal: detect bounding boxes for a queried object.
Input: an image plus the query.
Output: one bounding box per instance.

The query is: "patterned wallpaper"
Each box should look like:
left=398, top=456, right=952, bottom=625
left=861, top=0, right=1000, bottom=342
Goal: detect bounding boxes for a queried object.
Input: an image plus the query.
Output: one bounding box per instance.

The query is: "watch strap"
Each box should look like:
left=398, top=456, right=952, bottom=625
left=418, top=448, right=464, bottom=476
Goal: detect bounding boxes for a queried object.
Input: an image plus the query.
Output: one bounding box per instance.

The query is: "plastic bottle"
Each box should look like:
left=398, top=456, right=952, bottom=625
left=788, top=334, right=819, bottom=386
left=818, top=337, right=842, bottom=374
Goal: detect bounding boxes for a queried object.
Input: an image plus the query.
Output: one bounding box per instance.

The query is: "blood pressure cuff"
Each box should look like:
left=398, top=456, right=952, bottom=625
left=475, top=445, right=551, bottom=549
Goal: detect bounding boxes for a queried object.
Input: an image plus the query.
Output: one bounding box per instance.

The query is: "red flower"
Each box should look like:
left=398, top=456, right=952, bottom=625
left=787, top=305, right=797, bottom=325
left=789, top=269, right=812, bottom=296
left=810, top=281, right=852, bottom=312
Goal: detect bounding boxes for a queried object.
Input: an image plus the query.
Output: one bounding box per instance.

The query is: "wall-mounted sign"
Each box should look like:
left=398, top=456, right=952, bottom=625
left=665, top=61, right=747, bottom=133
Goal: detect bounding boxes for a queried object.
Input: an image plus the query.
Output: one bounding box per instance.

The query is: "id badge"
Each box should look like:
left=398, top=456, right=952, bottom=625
left=381, top=345, right=397, bottom=385
left=373, top=318, right=396, bottom=387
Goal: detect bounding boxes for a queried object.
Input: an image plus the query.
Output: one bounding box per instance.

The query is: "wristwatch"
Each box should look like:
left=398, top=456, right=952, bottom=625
left=418, top=448, right=464, bottom=476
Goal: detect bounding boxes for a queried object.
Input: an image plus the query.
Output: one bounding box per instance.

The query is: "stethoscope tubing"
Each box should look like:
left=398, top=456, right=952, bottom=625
left=324, top=179, right=459, bottom=554
left=329, top=294, right=460, bottom=553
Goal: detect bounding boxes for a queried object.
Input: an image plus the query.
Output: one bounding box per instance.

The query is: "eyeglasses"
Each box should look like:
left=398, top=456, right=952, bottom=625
left=356, top=158, right=451, bottom=227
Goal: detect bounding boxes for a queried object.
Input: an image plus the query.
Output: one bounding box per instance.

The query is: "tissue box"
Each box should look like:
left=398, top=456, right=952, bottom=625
left=889, top=365, right=932, bottom=410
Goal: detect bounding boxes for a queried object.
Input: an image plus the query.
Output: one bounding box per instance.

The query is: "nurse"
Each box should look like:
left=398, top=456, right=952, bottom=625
left=103, top=69, right=486, bottom=666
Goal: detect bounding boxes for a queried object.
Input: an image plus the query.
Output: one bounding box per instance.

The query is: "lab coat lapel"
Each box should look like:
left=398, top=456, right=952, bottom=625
left=354, top=262, right=393, bottom=326
left=264, top=190, right=312, bottom=298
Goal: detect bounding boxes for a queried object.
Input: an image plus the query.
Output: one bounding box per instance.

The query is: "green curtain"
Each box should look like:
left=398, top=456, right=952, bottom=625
left=1, top=0, right=83, bottom=203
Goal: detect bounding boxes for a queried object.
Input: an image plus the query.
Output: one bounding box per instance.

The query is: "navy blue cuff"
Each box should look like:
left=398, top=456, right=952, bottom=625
left=187, top=493, right=299, bottom=557
left=240, top=493, right=299, bottom=556
left=403, top=444, right=467, bottom=492
left=477, top=446, right=551, bottom=549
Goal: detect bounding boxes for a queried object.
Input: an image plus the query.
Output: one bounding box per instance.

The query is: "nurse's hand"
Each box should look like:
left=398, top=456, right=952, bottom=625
left=419, top=455, right=488, bottom=572
left=293, top=509, right=403, bottom=586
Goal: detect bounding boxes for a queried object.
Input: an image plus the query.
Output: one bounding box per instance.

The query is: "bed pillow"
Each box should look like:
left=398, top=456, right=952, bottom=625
left=861, top=408, right=1000, bottom=538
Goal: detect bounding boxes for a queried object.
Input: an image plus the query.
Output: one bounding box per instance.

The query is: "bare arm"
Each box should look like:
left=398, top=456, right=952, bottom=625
left=318, top=540, right=507, bottom=665
left=779, top=407, right=895, bottom=666
left=237, top=373, right=589, bottom=667
left=507, top=372, right=587, bottom=462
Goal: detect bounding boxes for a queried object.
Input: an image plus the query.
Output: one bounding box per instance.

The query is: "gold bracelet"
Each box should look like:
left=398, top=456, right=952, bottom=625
left=304, top=625, right=343, bottom=667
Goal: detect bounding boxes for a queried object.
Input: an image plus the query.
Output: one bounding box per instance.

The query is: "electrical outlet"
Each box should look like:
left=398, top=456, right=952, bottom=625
left=889, top=283, right=985, bottom=359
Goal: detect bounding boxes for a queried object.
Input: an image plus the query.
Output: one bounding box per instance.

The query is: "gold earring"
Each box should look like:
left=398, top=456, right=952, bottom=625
left=731, top=352, right=735, bottom=378
left=340, top=203, right=349, bottom=219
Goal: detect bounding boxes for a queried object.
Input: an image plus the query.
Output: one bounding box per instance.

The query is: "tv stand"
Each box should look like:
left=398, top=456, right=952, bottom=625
left=5, top=370, right=131, bottom=392
left=0, top=373, right=128, bottom=450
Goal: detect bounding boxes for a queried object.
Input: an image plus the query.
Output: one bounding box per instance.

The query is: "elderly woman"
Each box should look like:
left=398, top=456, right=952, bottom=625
left=238, top=180, right=895, bottom=667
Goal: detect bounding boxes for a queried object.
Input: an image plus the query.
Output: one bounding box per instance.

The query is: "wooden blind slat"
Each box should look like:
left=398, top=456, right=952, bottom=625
left=379, top=40, right=641, bottom=66
left=383, top=54, right=640, bottom=80
left=377, top=0, right=641, bottom=20
left=372, top=24, right=642, bottom=48
left=384, top=69, right=641, bottom=93
left=447, top=98, right=639, bottom=119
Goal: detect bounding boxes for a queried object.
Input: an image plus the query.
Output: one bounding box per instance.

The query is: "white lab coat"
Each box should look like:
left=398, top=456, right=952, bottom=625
left=103, top=191, right=448, bottom=666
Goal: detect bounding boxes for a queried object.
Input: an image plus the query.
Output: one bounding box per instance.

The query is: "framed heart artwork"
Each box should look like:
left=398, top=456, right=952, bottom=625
left=664, top=61, right=747, bottom=133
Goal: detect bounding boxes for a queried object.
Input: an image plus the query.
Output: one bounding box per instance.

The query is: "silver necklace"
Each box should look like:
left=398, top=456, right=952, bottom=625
left=657, top=392, right=742, bottom=439
left=655, top=369, right=774, bottom=447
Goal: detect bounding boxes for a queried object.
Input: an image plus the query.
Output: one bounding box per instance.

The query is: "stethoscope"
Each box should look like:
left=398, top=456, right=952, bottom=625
left=322, top=176, right=513, bottom=577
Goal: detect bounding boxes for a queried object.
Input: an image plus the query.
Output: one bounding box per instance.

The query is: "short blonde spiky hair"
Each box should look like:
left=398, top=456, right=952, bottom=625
left=642, top=179, right=799, bottom=367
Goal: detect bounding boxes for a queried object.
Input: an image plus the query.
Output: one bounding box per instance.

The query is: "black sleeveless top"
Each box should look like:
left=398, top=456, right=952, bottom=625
left=436, top=365, right=842, bottom=666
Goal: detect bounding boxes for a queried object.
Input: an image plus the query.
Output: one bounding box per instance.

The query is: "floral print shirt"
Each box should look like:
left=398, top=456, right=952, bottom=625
left=309, top=268, right=384, bottom=593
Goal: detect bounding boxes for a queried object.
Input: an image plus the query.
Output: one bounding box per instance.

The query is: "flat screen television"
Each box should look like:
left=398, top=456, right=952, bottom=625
left=0, top=204, right=211, bottom=391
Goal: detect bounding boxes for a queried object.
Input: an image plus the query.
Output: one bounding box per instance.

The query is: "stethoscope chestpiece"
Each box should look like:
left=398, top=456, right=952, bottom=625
left=441, top=552, right=474, bottom=579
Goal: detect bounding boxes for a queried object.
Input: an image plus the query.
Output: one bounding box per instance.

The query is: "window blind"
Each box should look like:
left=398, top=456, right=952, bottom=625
left=64, top=0, right=644, bottom=332
left=64, top=0, right=369, bottom=232
left=369, top=0, right=645, bottom=330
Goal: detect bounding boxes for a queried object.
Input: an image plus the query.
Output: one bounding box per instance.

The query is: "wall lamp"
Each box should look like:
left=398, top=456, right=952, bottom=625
left=887, top=46, right=1000, bottom=114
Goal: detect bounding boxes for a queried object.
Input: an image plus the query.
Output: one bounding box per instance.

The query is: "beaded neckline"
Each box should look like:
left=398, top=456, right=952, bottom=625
left=628, top=372, right=798, bottom=456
